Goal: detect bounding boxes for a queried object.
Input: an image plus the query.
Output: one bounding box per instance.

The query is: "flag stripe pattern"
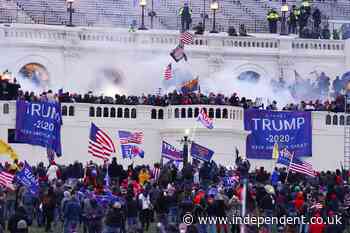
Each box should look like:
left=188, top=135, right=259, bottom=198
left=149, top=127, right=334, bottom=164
left=289, top=157, right=315, bottom=177
left=119, top=131, right=143, bottom=144
left=180, top=31, right=194, bottom=45
left=164, top=63, right=172, bottom=80
left=0, top=170, right=14, bottom=189
left=223, top=176, right=239, bottom=187
left=88, top=123, right=115, bottom=160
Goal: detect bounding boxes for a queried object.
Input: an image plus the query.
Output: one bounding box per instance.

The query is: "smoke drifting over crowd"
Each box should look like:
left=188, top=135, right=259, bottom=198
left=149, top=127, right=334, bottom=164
left=14, top=48, right=340, bottom=107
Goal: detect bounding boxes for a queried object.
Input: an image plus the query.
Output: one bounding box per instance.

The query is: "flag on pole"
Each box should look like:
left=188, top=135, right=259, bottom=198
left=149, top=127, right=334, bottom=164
left=223, top=176, right=239, bottom=187
left=0, top=170, right=15, bottom=190
left=289, top=157, right=315, bottom=177
left=191, top=142, right=214, bottom=162
left=104, top=165, right=110, bottom=188
left=170, top=44, right=188, bottom=62
left=272, top=142, right=279, bottom=160
left=118, top=131, right=144, bottom=144
left=161, top=141, right=183, bottom=161
left=277, top=148, right=315, bottom=177
left=181, top=78, right=199, bottom=94
left=197, top=108, right=214, bottom=129
left=0, top=139, right=18, bottom=161
left=164, top=63, right=172, bottom=80
left=88, top=123, right=116, bottom=161
left=120, top=144, right=145, bottom=159
left=180, top=31, right=194, bottom=45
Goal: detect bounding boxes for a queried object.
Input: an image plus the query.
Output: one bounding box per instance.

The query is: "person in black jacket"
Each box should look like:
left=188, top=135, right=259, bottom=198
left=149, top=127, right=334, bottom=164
left=104, top=202, right=124, bottom=233
left=126, top=194, right=138, bottom=233
left=108, top=158, right=123, bottom=186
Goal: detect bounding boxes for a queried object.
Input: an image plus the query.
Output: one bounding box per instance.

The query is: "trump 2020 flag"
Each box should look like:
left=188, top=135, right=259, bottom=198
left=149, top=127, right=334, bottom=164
left=15, top=100, right=62, bottom=155
left=121, top=144, right=144, bottom=159
left=16, top=162, right=39, bottom=195
left=162, top=141, right=183, bottom=161
left=197, top=109, right=213, bottom=129
left=190, top=142, right=214, bottom=162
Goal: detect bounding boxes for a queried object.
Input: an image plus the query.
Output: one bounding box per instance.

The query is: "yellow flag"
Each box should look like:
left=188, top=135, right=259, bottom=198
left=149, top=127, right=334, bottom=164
left=272, top=142, right=279, bottom=160
left=0, top=139, right=18, bottom=160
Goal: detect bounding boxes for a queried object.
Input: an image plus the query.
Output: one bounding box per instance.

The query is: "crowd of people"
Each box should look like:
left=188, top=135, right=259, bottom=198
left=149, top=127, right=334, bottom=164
left=0, top=155, right=350, bottom=233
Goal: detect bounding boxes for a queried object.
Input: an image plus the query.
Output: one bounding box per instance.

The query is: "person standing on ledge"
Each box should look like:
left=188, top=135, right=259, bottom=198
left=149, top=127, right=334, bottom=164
left=267, top=8, right=279, bottom=34
left=179, top=2, right=192, bottom=32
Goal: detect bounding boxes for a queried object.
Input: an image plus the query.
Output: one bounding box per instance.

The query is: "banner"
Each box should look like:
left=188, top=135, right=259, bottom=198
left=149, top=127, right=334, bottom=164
left=244, top=109, right=312, bottom=159
left=16, top=162, right=39, bottom=195
left=161, top=141, right=183, bottom=161
left=190, top=142, right=214, bottom=162
left=15, top=100, right=62, bottom=155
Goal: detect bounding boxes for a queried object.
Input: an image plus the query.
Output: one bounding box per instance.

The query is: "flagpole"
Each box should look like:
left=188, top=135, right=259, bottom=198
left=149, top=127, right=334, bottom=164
left=285, top=151, right=294, bottom=183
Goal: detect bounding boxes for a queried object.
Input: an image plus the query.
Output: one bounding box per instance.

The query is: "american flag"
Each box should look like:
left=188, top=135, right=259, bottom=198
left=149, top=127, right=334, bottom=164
left=118, top=130, right=143, bottom=144
left=152, top=167, right=160, bottom=182
left=180, top=31, right=194, bottom=45
left=88, top=123, right=116, bottom=161
left=289, top=157, right=315, bottom=177
left=223, top=176, right=239, bottom=187
left=164, top=63, right=172, bottom=80
left=0, top=170, right=15, bottom=190
left=310, top=203, right=323, bottom=209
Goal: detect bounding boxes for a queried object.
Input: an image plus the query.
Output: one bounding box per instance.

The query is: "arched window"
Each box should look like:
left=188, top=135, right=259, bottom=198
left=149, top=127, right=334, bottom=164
left=124, top=108, right=130, bottom=118
left=325, top=114, right=331, bottom=125
left=117, top=108, right=123, bottom=118
left=62, top=106, right=67, bottom=116
left=110, top=108, right=116, bottom=118
left=209, top=108, right=214, bottom=118
left=96, top=107, right=102, bottom=117
left=333, top=115, right=338, bottom=125
left=175, top=108, right=179, bottom=118
left=194, top=108, right=199, bottom=117
left=158, top=109, right=164, bottom=119
left=151, top=109, right=157, bottom=119
left=68, top=106, right=74, bottom=116
left=347, top=116, right=350, bottom=125
left=188, top=108, right=193, bottom=118
left=215, top=108, right=221, bottom=118
left=3, top=103, right=9, bottom=114
left=223, top=109, right=228, bottom=119
left=131, top=108, right=137, bottom=118
left=181, top=108, right=186, bottom=118
left=89, top=107, right=95, bottom=117
left=202, top=108, right=207, bottom=114
left=340, top=115, right=345, bottom=125
left=103, top=107, right=109, bottom=117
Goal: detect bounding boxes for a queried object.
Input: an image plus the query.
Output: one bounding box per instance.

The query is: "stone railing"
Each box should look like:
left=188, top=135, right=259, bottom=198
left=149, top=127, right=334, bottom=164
left=0, top=24, right=347, bottom=56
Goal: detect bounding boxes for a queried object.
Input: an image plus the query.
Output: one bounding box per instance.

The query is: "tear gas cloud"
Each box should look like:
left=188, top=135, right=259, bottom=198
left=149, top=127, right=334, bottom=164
left=16, top=50, right=327, bottom=107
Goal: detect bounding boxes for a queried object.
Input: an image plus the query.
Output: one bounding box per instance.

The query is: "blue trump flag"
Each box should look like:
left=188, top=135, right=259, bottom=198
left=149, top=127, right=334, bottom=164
left=190, top=142, right=214, bottom=162
left=16, top=100, right=62, bottom=156
left=244, top=109, right=312, bottom=159
left=121, top=144, right=144, bottom=159
left=161, top=141, right=183, bottom=161
left=16, top=162, right=39, bottom=195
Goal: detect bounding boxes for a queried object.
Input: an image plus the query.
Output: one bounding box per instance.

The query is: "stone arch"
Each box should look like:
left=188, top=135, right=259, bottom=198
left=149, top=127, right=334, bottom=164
left=14, top=55, right=54, bottom=82
left=233, top=63, right=268, bottom=82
